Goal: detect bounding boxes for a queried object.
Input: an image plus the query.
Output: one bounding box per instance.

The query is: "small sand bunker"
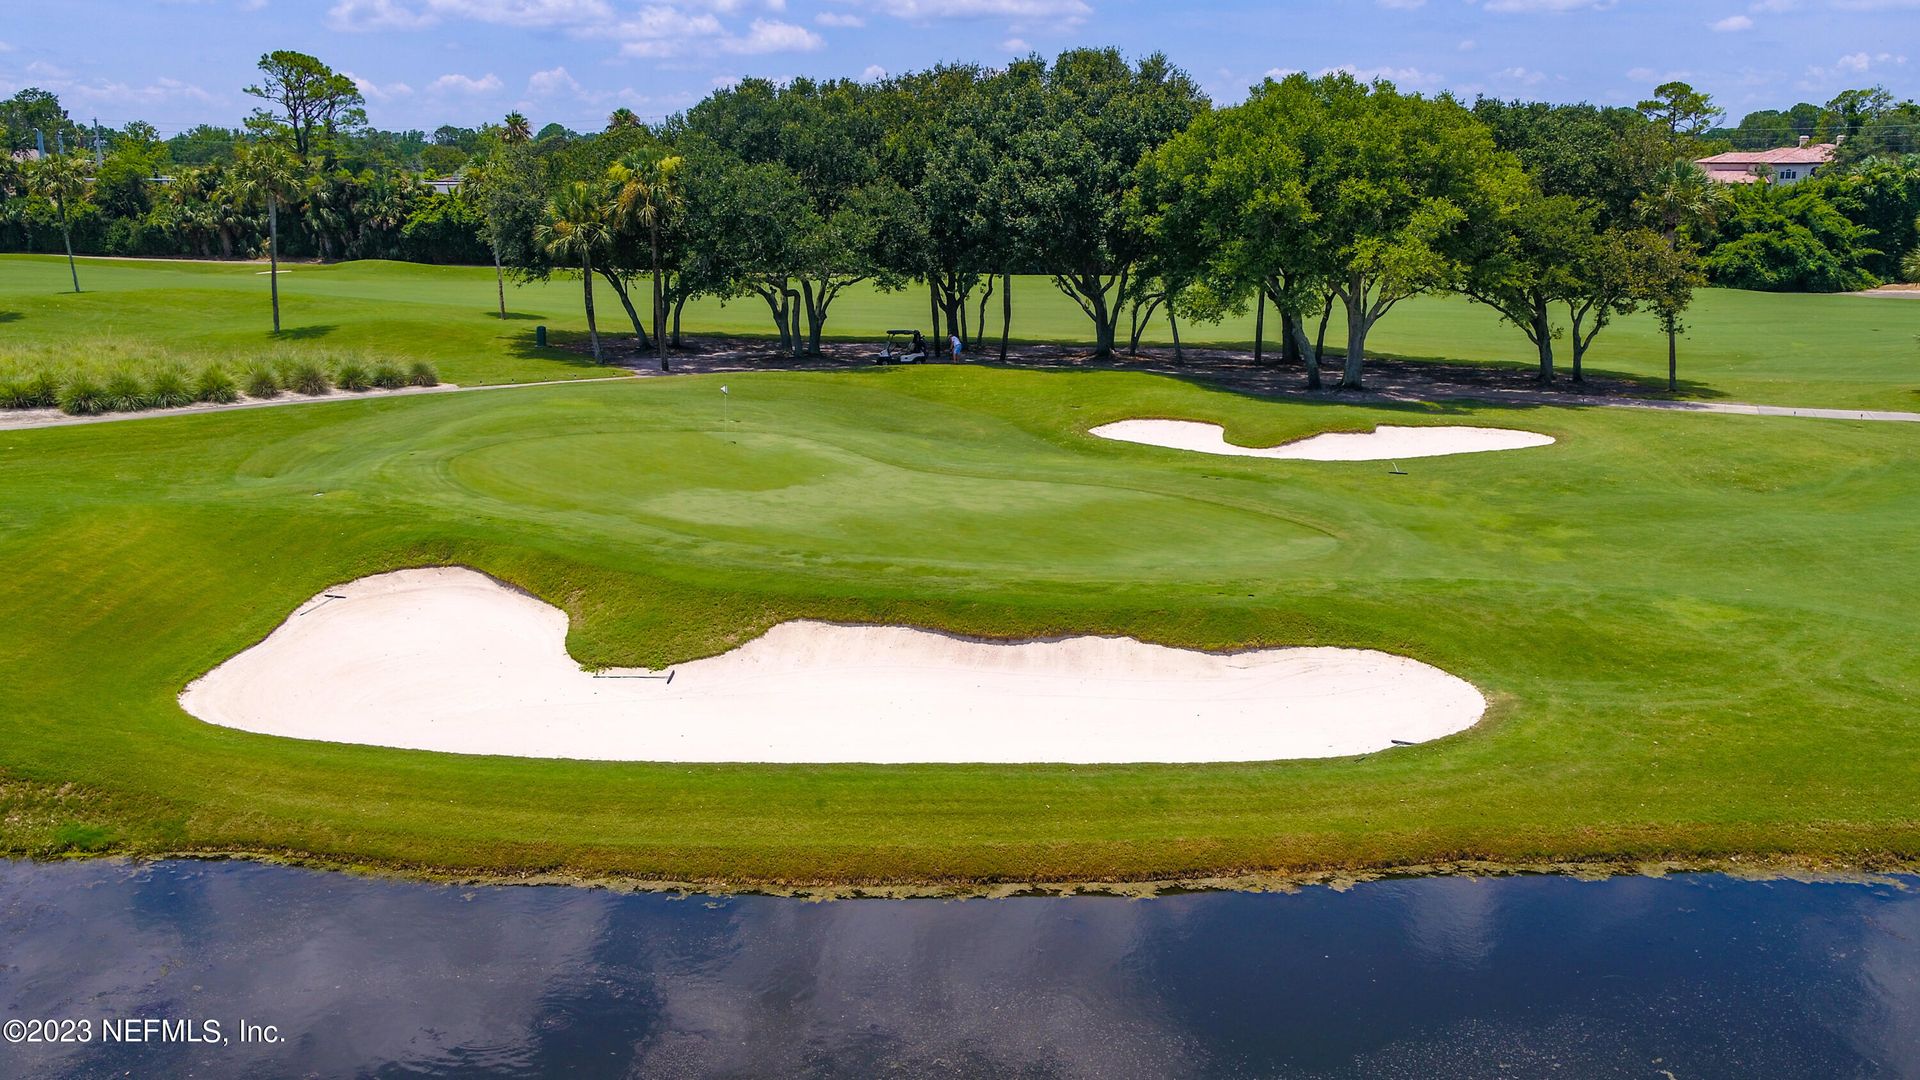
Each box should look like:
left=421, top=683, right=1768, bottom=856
left=181, top=568, right=1485, bottom=764
left=1090, top=419, right=1555, bottom=461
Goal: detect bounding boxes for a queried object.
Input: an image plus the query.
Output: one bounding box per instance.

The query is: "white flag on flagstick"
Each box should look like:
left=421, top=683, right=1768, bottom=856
left=721, top=385, right=729, bottom=395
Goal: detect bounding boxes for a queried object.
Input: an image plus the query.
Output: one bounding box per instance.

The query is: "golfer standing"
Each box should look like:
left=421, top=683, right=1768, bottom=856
left=950, top=332, right=962, bottom=361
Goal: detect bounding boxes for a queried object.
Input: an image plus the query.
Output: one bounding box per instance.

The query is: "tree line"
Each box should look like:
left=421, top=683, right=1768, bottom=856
left=5, top=50, right=1920, bottom=389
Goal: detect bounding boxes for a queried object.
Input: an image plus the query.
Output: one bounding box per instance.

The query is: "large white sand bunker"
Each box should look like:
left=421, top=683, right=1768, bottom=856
left=180, top=568, right=1485, bottom=763
left=1090, top=419, right=1555, bottom=461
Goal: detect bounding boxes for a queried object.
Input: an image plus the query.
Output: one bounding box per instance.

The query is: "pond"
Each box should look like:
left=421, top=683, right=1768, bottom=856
left=2, top=859, right=1915, bottom=1077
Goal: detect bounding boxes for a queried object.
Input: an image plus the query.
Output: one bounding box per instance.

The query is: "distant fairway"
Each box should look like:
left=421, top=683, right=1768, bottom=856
left=2, top=366, right=1917, bottom=885
left=3, top=254, right=1918, bottom=410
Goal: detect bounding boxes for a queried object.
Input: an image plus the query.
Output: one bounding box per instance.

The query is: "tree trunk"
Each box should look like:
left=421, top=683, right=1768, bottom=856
left=786, top=289, right=802, bottom=358
left=928, top=279, right=940, bottom=347
left=1533, top=300, right=1554, bottom=383
left=1253, top=288, right=1265, bottom=366
left=1309, top=292, right=1333, bottom=391
left=582, top=255, right=602, bottom=363
left=973, top=275, right=994, bottom=349
left=492, top=243, right=506, bottom=318
left=1281, top=309, right=1302, bottom=366
left=1341, top=276, right=1367, bottom=389
left=999, top=272, right=1010, bottom=363
left=57, top=195, right=79, bottom=294
left=600, top=269, right=652, bottom=350
left=650, top=222, right=666, bottom=369
left=1169, top=305, right=1184, bottom=363
left=1667, top=327, right=1677, bottom=392
left=672, top=292, right=687, bottom=348
left=268, top=196, right=280, bottom=332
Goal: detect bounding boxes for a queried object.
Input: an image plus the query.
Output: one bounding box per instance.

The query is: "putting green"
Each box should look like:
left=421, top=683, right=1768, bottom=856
left=2, top=365, right=1918, bottom=886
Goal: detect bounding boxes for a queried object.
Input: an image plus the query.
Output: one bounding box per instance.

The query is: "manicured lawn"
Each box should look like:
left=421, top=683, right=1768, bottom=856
left=4, top=255, right=1918, bottom=410
left=2, top=366, right=1917, bottom=885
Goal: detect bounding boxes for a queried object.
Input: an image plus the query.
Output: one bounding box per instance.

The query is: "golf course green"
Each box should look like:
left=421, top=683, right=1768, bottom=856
left=2, top=357, right=1917, bottom=886
left=5, top=254, right=1920, bottom=411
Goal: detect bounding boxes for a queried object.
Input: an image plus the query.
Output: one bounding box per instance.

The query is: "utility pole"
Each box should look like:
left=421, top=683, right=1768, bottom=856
left=34, top=128, right=45, bottom=158
left=93, top=118, right=104, bottom=167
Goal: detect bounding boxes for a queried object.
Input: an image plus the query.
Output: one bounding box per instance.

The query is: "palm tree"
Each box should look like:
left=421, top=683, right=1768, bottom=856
left=233, top=142, right=306, bottom=333
left=503, top=112, right=532, bottom=145
left=607, top=107, right=641, bottom=131
left=538, top=181, right=613, bottom=363
left=27, top=152, right=91, bottom=293
left=608, top=153, right=684, bottom=369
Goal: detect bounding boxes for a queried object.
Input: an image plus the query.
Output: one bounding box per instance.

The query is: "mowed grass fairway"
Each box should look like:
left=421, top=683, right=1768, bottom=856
left=5, top=255, right=1920, bottom=410
left=2, top=365, right=1917, bottom=884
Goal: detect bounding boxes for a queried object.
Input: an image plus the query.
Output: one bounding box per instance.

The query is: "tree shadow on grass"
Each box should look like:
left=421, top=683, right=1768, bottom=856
left=0, top=312, right=22, bottom=325
left=480, top=310, right=545, bottom=321
left=271, top=324, right=339, bottom=341
left=506, top=327, right=638, bottom=371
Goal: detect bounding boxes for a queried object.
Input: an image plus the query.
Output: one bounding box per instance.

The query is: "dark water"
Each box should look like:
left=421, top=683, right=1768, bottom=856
left=2, top=860, right=1917, bottom=1078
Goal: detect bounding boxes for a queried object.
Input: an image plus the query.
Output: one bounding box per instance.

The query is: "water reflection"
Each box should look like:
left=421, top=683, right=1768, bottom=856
left=1, top=860, right=1914, bottom=1078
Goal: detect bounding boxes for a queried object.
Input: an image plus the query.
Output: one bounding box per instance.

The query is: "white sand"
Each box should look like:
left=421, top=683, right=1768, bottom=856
left=1090, top=419, right=1555, bottom=460
left=180, top=568, right=1484, bottom=764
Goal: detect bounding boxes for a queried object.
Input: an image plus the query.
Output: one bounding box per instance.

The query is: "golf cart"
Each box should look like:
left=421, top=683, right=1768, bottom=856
left=876, top=329, right=927, bottom=365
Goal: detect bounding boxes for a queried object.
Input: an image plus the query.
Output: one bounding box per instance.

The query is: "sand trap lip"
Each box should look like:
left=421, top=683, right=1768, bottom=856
left=1090, top=419, right=1555, bottom=460
left=179, top=568, right=1484, bottom=764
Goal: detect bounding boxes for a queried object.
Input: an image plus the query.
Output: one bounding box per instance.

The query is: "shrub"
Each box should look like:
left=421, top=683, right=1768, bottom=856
left=243, top=365, right=281, bottom=399
left=407, top=361, right=440, bottom=387
left=284, top=361, right=331, bottom=396
left=334, top=361, right=372, bottom=391
left=0, top=372, right=61, bottom=410
left=147, top=367, right=196, bottom=409
left=102, top=370, right=151, bottom=412
left=370, top=362, right=407, bottom=389
left=58, top=375, right=109, bottom=415
left=195, top=365, right=239, bottom=404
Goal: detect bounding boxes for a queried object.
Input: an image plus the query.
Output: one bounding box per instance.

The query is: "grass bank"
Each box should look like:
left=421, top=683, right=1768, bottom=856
left=2, top=367, right=1917, bottom=885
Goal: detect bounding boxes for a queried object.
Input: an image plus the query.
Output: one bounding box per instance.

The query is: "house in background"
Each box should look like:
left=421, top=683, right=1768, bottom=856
left=1695, top=135, right=1839, bottom=185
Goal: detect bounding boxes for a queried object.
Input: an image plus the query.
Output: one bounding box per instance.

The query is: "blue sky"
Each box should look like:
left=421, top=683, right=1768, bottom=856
left=2, top=0, right=1917, bottom=137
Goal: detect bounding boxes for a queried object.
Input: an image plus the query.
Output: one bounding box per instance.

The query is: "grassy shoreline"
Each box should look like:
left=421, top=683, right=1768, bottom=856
left=4, top=368, right=1918, bottom=886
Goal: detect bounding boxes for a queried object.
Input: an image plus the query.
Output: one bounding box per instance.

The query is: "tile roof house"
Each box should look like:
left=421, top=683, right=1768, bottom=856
left=1695, top=136, right=1839, bottom=185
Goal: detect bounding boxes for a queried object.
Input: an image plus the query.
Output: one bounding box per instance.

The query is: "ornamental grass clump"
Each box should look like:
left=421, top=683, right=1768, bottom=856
left=243, top=364, right=281, bottom=399
left=57, top=374, right=109, bottom=415
left=102, top=370, right=151, bottom=412
left=284, top=361, right=331, bottom=396
left=407, top=361, right=440, bottom=387
left=334, top=361, right=372, bottom=391
left=195, top=365, right=239, bottom=404
left=370, top=362, right=407, bottom=389
left=1, top=372, right=61, bottom=410
left=147, top=367, right=196, bottom=409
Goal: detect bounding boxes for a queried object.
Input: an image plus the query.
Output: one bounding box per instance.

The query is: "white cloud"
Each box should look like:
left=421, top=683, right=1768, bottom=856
left=1477, top=0, right=1614, bottom=10
left=815, top=11, right=864, bottom=25
left=612, top=10, right=820, bottom=57
left=1003, top=36, right=1031, bottom=51
left=1712, top=13, right=1754, bottom=29
left=0, top=40, right=14, bottom=53
left=861, top=64, right=888, bottom=80
left=1804, top=49, right=1907, bottom=80
left=526, top=65, right=586, bottom=96
left=429, top=71, right=504, bottom=93
left=857, top=0, right=1090, bottom=17
left=1495, top=65, right=1547, bottom=84
left=1379, top=0, right=1425, bottom=7
left=725, top=17, right=824, bottom=52
left=329, top=0, right=611, bottom=30
left=1320, top=63, right=1444, bottom=88
left=345, top=71, right=415, bottom=101
left=1457, top=38, right=1477, bottom=50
